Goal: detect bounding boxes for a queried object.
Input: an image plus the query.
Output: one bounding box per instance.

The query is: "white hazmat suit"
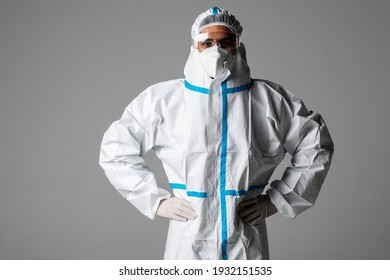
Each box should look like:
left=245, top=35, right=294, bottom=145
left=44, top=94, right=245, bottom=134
left=99, top=7, right=334, bottom=260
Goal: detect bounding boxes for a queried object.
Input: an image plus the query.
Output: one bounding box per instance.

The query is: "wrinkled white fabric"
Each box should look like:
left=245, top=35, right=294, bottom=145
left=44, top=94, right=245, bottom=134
left=99, top=42, right=333, bottom=259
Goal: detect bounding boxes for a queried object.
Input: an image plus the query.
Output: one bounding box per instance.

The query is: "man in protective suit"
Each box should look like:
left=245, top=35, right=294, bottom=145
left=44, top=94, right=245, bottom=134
left=99, top=7, right=334, bottom=260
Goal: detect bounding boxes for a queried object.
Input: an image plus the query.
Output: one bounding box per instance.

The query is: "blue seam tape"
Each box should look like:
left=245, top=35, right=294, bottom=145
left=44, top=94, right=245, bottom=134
left=184, top=80, right=209, bottom=94
left=187, top=191, right=207, bottom=198
left=226, top=81, right=252, bottom=94
left=225, top=190, right=246, bottom=196
left=225, top=184, right=267, bottom=196
left=248, top=184, right=267, bottom=192
left=220, top=80, right=228, bottom=260
left=169, top=183, right=186, bottom=190
left=184, top=80, right=251, bottom=95
left=169, top=183, right=207, bottom=198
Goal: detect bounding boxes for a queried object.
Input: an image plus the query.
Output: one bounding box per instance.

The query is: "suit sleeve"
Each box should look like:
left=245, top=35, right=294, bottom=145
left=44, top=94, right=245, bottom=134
left=266, top=86, right=334, bottom=219
left=99, top=92, right=171, bottom=220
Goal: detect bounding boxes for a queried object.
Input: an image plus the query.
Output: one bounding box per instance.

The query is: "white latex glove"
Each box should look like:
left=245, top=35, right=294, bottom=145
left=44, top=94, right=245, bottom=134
left=237, top=195, right=278, bottom=225
left=157, top=197, right=197, bottom=222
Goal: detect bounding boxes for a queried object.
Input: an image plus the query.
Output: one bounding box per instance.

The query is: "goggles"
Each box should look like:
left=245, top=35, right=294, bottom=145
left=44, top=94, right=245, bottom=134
left=193, top=32, right=240, bottom=51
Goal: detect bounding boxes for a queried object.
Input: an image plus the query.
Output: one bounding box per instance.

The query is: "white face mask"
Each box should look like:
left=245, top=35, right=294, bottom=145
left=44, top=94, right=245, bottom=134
left=199, top=46, right=234, bottom=79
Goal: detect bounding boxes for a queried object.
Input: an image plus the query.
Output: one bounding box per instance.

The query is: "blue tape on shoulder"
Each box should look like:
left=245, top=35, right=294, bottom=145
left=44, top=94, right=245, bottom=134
left=184, top=80, right=209, bottom=94
left=226, top=82, right=252, bottom=94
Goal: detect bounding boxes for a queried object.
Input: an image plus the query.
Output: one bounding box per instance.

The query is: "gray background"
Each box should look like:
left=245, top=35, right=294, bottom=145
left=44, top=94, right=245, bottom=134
left=1, top=0, right=389, bottom=259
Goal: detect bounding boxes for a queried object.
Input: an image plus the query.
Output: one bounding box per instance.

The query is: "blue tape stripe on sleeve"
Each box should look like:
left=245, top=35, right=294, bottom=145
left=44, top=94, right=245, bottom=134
left=225, top=190, right=246, bottom=196
left=187, top=191, right=207, bottom=198
left=220, top=80, right=229, bottom=260
left=212, top=7, right=219, bottom=15
left=225, top=184, right=267, bottom=196
left=184, top=80, right=209, bottom=94
left=169, top=183, right=207, bottom=198
left=248, top=184, right=267, bottom=192
left=169, top=183, right=186, bottom=190
left=226, top=82, right=252, bottom=94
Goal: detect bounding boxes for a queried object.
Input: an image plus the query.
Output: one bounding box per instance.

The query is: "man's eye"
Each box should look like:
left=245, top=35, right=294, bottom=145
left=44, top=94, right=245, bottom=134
left=201, top=41, right=213, bottom=47
left=221, top=40, right=234, bottom=48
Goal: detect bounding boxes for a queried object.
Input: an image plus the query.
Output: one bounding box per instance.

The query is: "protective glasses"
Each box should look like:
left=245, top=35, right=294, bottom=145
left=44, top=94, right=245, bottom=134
left=193, top=32, right=240, bottom=51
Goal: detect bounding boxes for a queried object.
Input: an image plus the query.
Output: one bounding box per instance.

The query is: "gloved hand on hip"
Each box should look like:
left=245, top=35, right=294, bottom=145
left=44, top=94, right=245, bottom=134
left=237, top=195, right=278, bottom=225
left=157, top=197, right=197, bottom=222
